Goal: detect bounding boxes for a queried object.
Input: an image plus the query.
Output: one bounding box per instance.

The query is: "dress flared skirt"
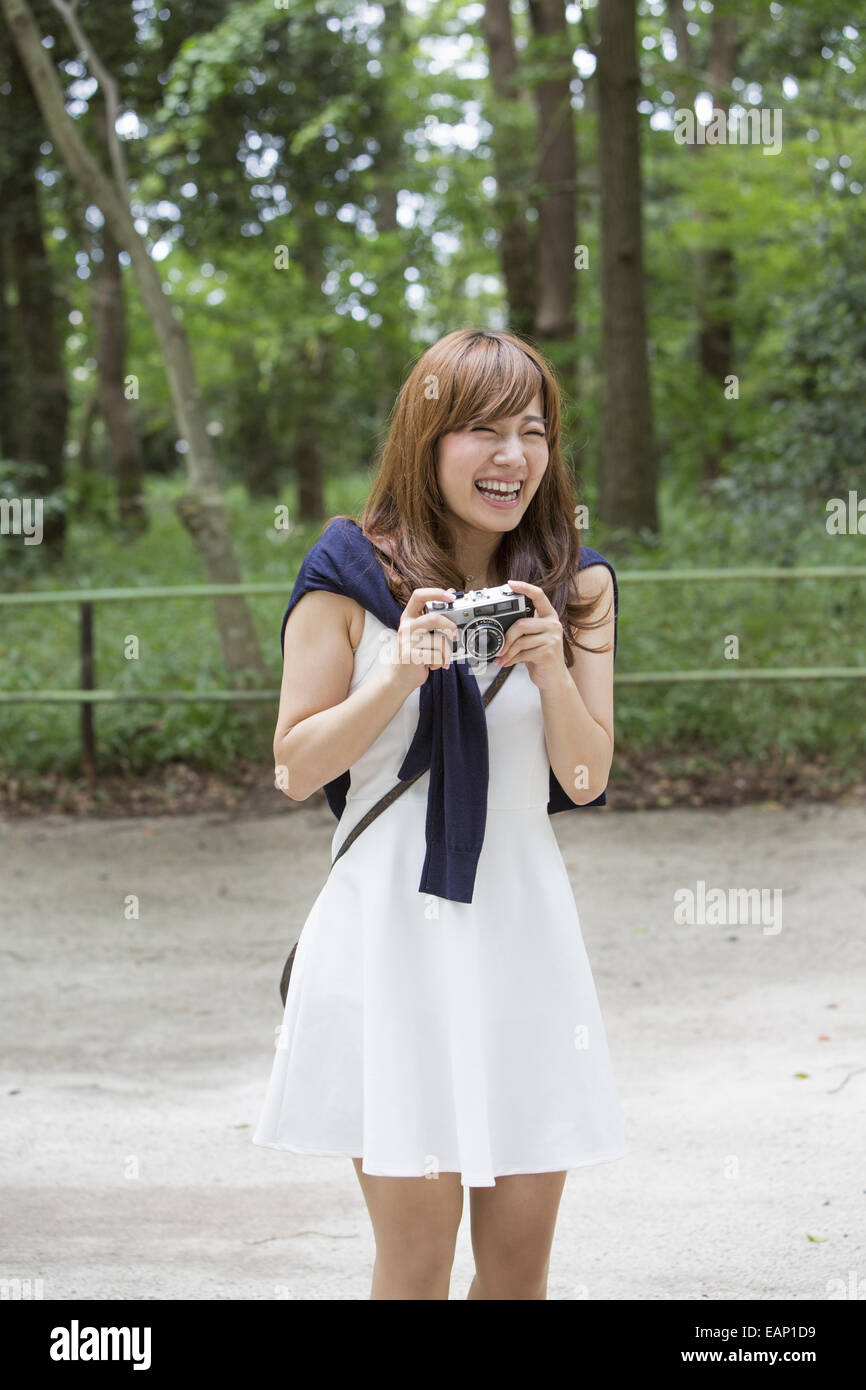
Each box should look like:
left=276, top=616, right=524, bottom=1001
left=252, top=780, right=628, bottom=1187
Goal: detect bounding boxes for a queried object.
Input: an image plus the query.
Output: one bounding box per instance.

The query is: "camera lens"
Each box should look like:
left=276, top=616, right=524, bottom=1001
left=464, top=618, right=504, bottom=660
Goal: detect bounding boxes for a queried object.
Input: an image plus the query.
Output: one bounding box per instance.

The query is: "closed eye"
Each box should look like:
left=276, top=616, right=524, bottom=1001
left=471, top=426, right=545, bottom=437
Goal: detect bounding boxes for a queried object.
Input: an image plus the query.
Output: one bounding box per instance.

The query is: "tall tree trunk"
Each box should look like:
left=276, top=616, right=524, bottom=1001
left=697, top=242, right=735, bottom=485
left=2, top=0, right=267, bottom=684
left=72, top=387, right=111, bottom=522
left=596, top=0, right=658, bottom=534
left=372, top=0, right=414, bottom=421
left=92, top=103, right=147, bottom=533
left=528, top=0, right=577, bottom=394
left=481, top=0, right=536, bottom=337
left=94, top=219, right=148, bottom=532
left=288, top=212, right=327, bottom=523
left=236, top=351, right=280, bottom=500
left=295, top=426, right=325, bottom=523
left=0, top=209, right=16, bottom=464
left=293, top=326, right=326, bottom=523
left=667, top=1, right=740, bottom=487
left=696, top=14, right=738, bottom=486
left=0, top=34, right=68, bottom=551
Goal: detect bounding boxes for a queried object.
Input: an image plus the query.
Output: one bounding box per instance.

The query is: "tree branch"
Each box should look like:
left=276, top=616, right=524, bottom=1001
left=51, top=0, right=130, bottom=196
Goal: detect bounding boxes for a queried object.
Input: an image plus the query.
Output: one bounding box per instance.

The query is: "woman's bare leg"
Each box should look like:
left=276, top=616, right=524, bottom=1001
left=467, top=1171, right=568, bottom=1300
left=351, top=1157, right=464, bottom=1300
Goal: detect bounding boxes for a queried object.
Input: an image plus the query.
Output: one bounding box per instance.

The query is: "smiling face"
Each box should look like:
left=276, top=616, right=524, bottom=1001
left=435, top=390, right=550, bottom=545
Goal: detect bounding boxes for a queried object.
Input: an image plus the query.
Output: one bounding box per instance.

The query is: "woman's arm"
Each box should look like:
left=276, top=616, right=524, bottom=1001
left=273, top=590, right=414, bottom=801
left=537, top=564, right=616, bottom=806
left=491, top=566, right=616, bottom=805
left=273, top=584, right=458, bottom=801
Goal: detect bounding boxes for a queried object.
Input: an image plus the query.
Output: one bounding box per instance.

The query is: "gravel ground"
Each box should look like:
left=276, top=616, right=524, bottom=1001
left=1, top=800, right=864, bottom=1301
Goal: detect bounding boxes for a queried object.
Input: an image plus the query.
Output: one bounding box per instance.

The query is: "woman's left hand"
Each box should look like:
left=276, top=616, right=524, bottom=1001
left=492, top=579, right=568, bottom=691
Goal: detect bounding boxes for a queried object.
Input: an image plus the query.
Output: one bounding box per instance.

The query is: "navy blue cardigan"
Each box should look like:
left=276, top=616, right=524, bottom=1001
left=280, top=517, right=618, bottom=904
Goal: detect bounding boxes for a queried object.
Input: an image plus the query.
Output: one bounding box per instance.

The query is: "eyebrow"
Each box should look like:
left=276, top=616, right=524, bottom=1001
left=469, top=412, right=547, bottom=426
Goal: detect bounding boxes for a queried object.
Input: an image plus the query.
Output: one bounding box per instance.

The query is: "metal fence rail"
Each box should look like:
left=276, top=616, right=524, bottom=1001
left=1, top=569, right=864, bottom=774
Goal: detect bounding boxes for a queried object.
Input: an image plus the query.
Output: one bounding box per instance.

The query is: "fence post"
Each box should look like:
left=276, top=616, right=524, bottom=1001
left=80, top=600, right=96, bottom=782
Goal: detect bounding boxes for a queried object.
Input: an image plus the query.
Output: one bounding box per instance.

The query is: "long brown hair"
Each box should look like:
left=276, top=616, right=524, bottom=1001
left=329, top=327, right=612, bottom=665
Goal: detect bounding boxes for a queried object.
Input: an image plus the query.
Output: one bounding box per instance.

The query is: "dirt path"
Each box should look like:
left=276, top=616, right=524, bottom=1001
left=1, top=800, right=863, bottom=1300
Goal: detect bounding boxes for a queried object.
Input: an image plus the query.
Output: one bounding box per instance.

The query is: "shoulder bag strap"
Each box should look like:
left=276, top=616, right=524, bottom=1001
left=279, top=662, right=513, bottom=1006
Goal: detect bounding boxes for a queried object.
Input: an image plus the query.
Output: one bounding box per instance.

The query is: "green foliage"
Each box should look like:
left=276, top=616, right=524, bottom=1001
left=2, top=0, right=865, bottom=785
left=1, top=473, right=863, bottom=780
left=0, top=458, right=67, bottom=583
left=717, top=229, right=866, bottom=510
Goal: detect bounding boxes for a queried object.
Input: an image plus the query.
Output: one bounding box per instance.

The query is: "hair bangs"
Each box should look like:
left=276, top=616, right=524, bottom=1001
left=445, top=333, right=546, bottom=434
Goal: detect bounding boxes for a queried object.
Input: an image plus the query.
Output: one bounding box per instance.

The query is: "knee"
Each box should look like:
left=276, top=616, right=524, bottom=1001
left=472, top=1238, right=552, bottom=1299
left=373, top=1238, right=457, bottom=1298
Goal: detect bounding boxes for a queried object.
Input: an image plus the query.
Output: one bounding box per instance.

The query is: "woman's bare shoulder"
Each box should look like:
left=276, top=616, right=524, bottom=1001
left=289, top=589, right=367, bottom=650
left=577, top=562, right=615, bottom=613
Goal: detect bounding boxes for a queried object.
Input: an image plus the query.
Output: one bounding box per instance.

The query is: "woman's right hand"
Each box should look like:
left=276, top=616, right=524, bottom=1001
left=386, top=587, right=460, bottom=693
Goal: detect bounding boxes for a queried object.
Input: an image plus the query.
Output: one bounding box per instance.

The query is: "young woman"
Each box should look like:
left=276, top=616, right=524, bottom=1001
left=252, top=328, right=628, bottom=1300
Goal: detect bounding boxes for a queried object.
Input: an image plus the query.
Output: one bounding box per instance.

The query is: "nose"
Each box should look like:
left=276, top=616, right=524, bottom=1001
left=491, top=432, right=525, bottom=464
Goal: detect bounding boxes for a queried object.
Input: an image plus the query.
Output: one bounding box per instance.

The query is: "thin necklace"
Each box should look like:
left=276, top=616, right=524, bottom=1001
left=464, top=565, right=498, bottom=590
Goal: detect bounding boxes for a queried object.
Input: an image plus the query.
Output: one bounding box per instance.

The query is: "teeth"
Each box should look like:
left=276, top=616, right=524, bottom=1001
left=475, top=480, right=521, bottom=495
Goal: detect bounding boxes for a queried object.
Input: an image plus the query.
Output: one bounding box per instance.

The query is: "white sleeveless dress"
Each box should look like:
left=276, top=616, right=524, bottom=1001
left=252, top=608, right=628, bottom=1187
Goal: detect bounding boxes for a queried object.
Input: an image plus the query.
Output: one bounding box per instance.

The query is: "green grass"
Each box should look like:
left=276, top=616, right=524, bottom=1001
left=1, top=471, right=864, bottom=779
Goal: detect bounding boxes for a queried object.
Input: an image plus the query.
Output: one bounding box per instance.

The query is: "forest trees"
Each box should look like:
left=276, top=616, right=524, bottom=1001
left=1, top=0, right=862, bottom=555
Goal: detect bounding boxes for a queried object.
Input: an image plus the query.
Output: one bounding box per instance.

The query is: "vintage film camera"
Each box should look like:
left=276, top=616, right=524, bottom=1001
left=424, top=583, right=534, bottom=663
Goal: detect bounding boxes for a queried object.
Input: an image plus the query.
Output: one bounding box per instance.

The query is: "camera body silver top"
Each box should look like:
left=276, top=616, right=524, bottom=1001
left=425, top=583, right=534, bottom=662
